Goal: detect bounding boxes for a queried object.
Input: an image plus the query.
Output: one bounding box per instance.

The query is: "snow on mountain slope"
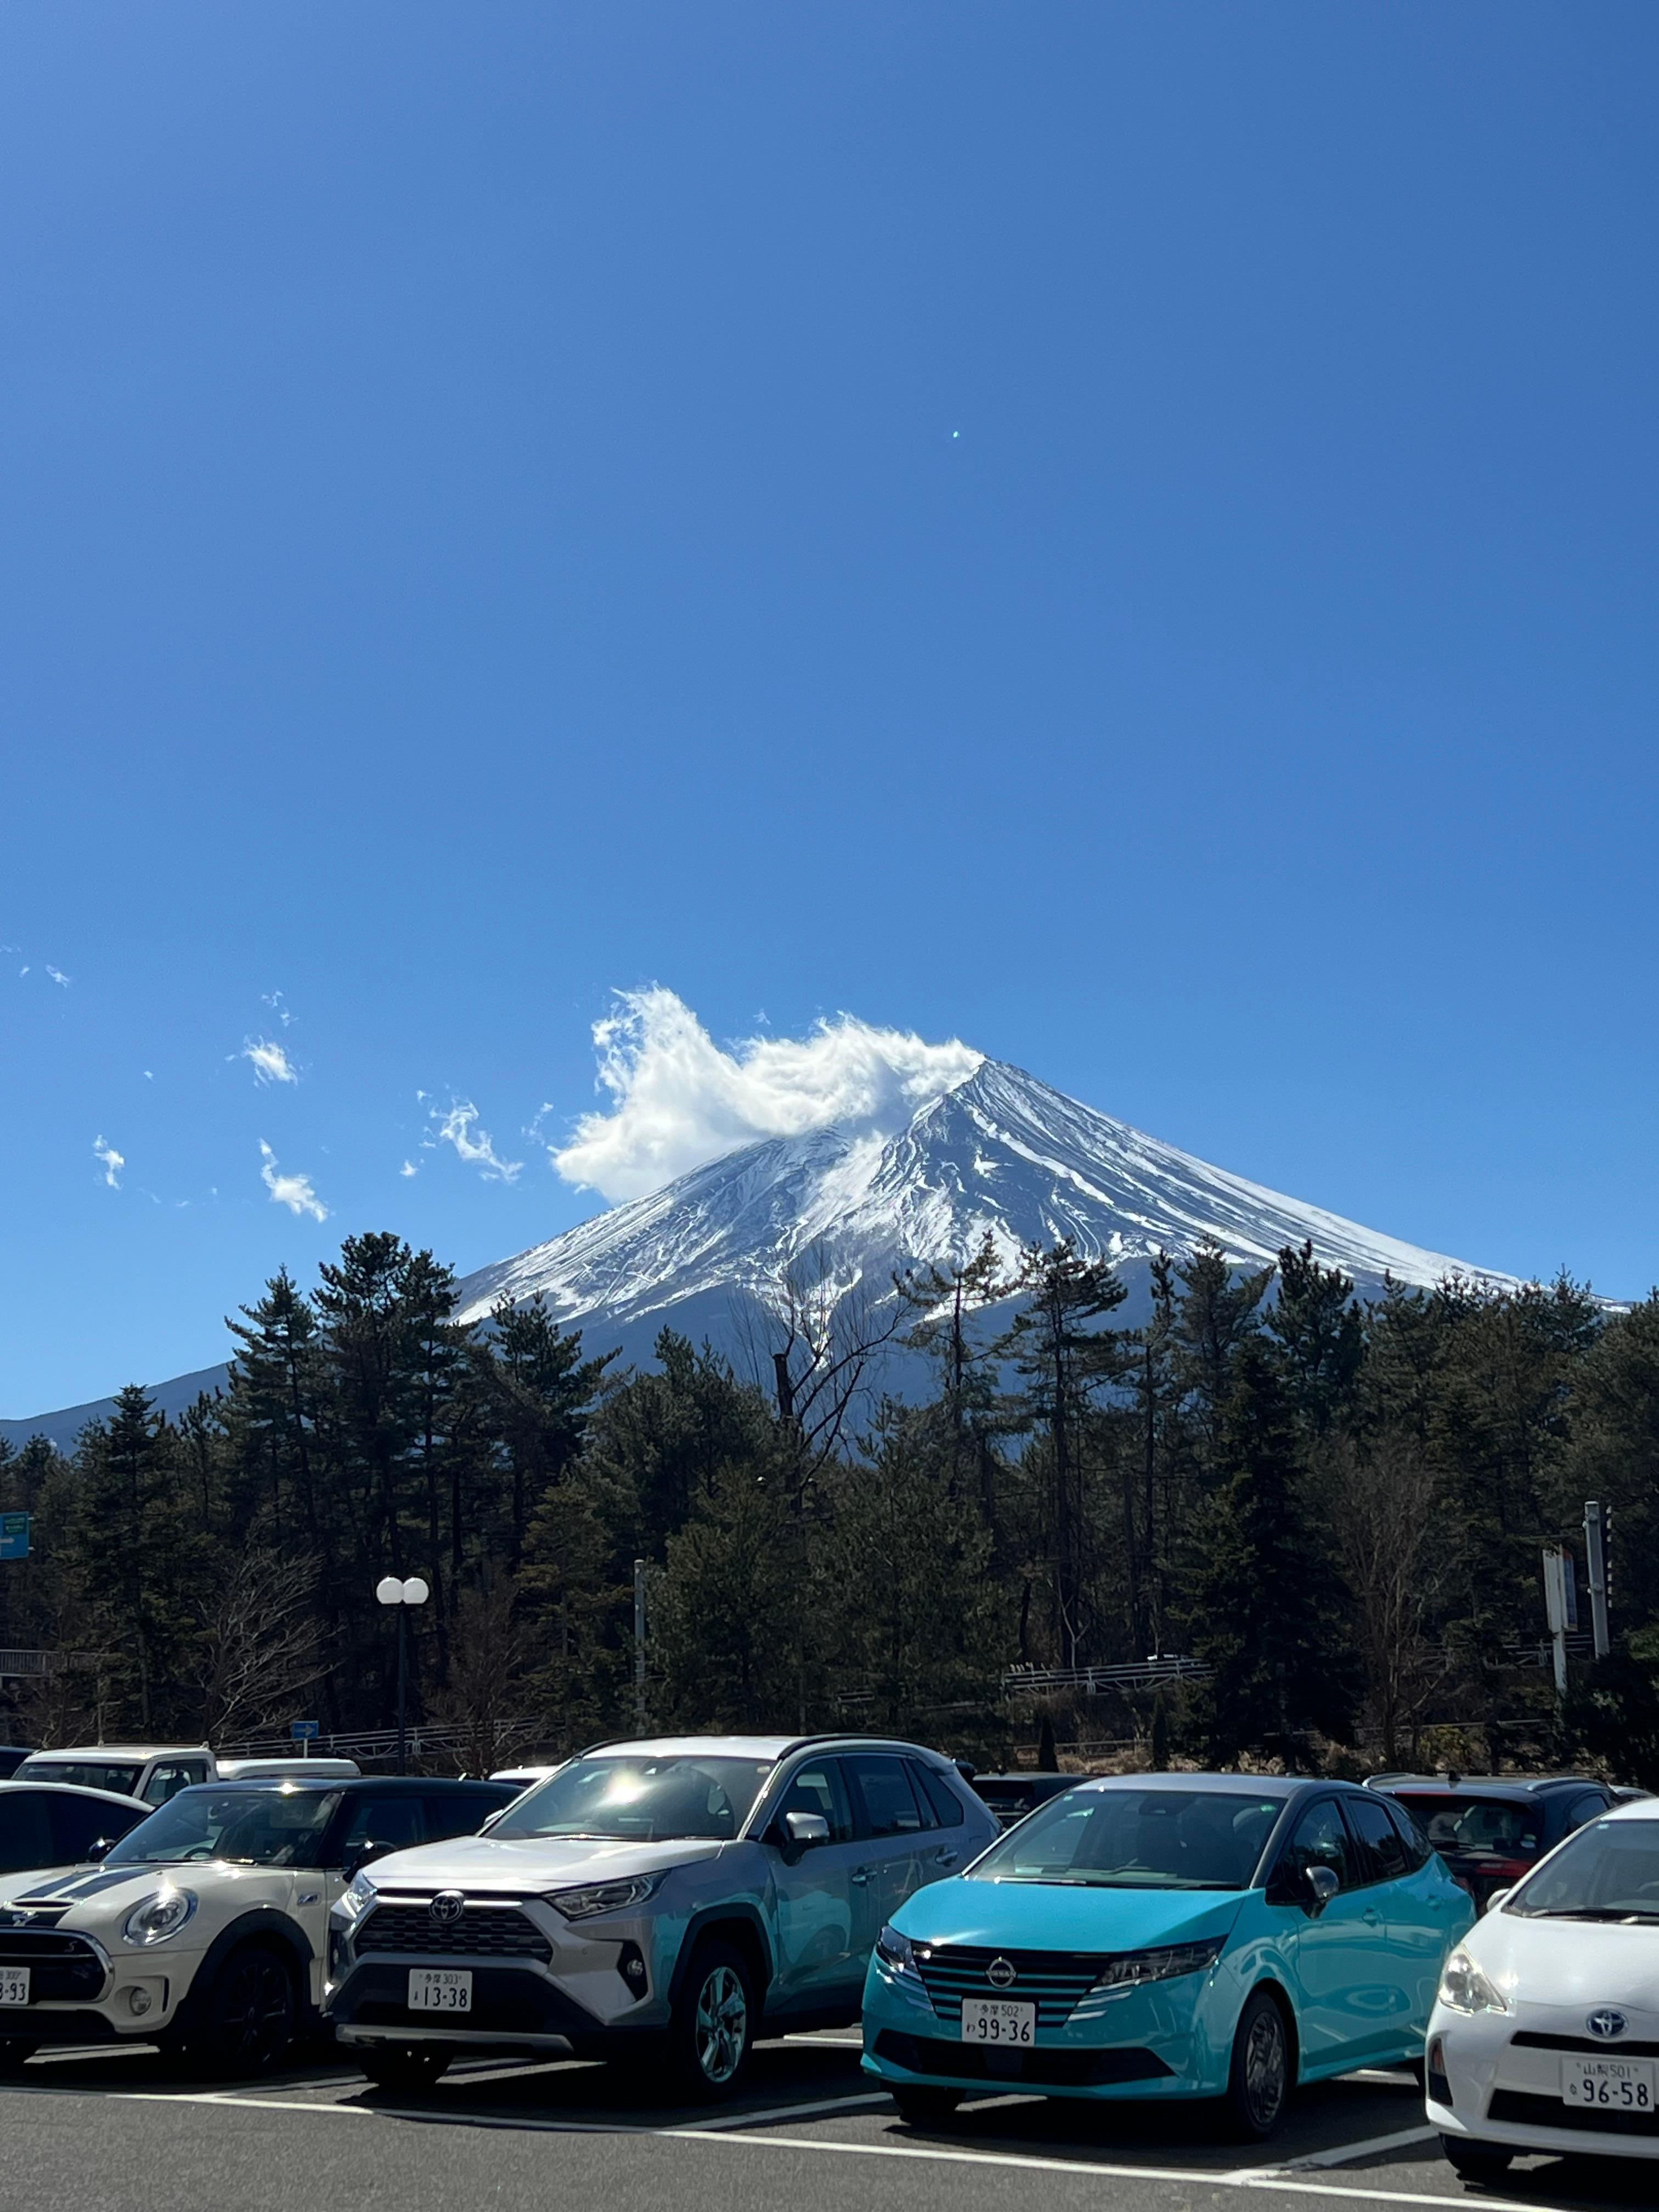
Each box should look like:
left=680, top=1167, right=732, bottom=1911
left=453, top=1058, right=1514, bottom=1329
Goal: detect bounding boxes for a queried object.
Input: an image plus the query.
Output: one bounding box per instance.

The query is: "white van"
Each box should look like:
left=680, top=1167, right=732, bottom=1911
left=13, top=1745, right=215, bottom=1807
left=216, top=1757, right=361, bottom=1781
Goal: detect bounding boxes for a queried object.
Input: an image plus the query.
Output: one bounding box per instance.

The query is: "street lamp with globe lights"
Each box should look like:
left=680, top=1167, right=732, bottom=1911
left=376, top=1575, right=429, bottom=1775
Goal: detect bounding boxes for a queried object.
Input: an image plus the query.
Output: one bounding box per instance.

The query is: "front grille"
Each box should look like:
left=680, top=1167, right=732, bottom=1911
left=912, top=1945, right=1111, bottom=2028
left=0, top=1932, right=106, bottom=2001
left=1511, top=2031, right=1659, bottom=2058
left=874, top=2029, right=1171, bottom=2089
left=358, top=1904, right=551, bottom=1962
left=1488, top=2088, right=1659, bottom=2138
left=0, top=1906, right=69, bottom=1930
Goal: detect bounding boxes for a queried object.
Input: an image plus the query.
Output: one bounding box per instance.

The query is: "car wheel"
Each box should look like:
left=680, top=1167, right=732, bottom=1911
left=1440, top=2136, right=1513, bottom=2182
left=891, top=2086, right=962, bottom=2126
left=671, top=1940, right=755, bottom=2099
left=199, top=1943, right=296, bottom=2077
left=1223, top=1987, right=1292, bottom=2141
left=0, top=2044, right=35, bottom=2074
left=357, top=2044, right=453, bottom=2095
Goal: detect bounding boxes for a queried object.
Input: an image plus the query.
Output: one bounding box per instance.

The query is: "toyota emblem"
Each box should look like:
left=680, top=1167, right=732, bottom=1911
left=1587, top=2009, right=1627, bottom=2041
left=428, top=1891, right=466, bottom=1928
left=986, top=1956, right=1017, bottom=1990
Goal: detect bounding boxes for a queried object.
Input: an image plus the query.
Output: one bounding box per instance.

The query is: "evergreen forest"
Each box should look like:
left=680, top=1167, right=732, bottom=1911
left=4, top=1229, right=1658, bottom=1784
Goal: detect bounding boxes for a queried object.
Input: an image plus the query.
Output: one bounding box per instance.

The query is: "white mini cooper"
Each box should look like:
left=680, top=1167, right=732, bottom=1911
left=0, top=1774, right=513, bottom=2074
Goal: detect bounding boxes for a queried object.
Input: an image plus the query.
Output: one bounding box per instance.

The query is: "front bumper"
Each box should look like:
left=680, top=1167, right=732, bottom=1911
left=859, top=1953, right=1232, bottom=2102
left=0, top=1929, right=197, bottom=2045
left=1428, top=1997, right=1659, bottom=2162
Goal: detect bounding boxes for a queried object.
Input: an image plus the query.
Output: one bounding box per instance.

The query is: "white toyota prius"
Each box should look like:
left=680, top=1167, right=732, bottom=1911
left=1427, top=1794, right=1659, bottom=2179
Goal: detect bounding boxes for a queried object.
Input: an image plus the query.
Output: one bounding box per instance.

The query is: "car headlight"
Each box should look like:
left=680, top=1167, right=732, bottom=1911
left=1090, top=1938, right=1226, bottom=1993
left=876, top=1923, right=917, bottom=1973
left=548, top=1874, right=663, bottom=1920
left=335, top=1872, right=377, bottom=1926
left=1437, top=1950, right=1509, bottom=2015
left=122, top=1888, right=197, bottom=1946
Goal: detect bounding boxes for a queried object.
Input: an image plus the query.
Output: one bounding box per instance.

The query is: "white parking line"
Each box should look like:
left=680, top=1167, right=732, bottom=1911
left=678, top=2094, right=893, bottom=2130
left=1257, top=2127, right=1440, bottom=2173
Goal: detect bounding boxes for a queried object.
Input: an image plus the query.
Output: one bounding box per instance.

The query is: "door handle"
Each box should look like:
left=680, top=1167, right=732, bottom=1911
left=935, top=1851, right=958, bottom=1869
left=850, top=1867, right=871, bottom=1886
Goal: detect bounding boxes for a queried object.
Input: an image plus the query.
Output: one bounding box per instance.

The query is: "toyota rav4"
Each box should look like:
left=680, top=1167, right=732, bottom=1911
left=325, top=1732, right=997, bottom=2097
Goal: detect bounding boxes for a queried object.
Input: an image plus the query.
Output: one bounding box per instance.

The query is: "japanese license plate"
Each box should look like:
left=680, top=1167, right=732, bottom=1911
left=0, top=1969, right=28, bottom=2007
left=1562, top=2056, right=1656, bottom=2112
left=408, top=1969, right=471, bottom=2013
left=960, top=1997, right=1035, bottom=2045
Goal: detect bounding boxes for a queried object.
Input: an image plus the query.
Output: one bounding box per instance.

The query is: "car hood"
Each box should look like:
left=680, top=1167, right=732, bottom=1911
left=0, top=1859, right=280, bottom=1921
left=894, top=1876, right=1248, bottom=1953
left=1466, top=1910, right=1659, bottom=2011
left=355, top=1833, right=728, bottom=1892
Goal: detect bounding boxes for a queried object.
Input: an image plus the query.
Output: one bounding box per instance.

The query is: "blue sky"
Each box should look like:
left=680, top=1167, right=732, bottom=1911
left=4, top=3, right=1658, bottom=1417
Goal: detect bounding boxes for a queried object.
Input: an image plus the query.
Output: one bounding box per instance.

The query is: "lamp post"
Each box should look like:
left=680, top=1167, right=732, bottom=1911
left=376, top=1575, right=430, bottom=1775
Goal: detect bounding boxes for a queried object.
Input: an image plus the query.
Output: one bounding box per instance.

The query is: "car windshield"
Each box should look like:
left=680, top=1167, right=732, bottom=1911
left=15, top=1759, right=140, bottom=1796
left=1397, top=1795, right=1542, bottom=1857
left=969, top=1787, right=1283, bottom=1889
left=490, top=1756, right=774, bottom=1842
left=1508, top=1819, right=1659, bottom=1921
left=105, top=1788, right=342, bottom=1867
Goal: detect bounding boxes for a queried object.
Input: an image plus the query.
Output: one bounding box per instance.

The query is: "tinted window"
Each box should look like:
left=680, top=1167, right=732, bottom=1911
left=1565, top=1792, right=1610, bottom=1836
left=0, top=1791, right=55, bottom=1874
left=417, top=1791, right=510, bottom=1844
left=1278, top=1799, right=1353, bottom=1894
left=775, top=1760, right=854, bottom=1844
left=970, top=1788, right=1282, bottom=1890
left=50, top=1794, right=142, bottom=1863
left=845, top=1755, right=926, bottom=1838
left=1396, top=1794, right=1541, bottom=1857
left=106, top=1788, right=341, bottom=1866
left=341, top=1794, right=426, bottom=1860
left=1381, top=1795, right=1432, bottom=1872
left=1344, top=1794, right=1408, bottom=1883
left=909, top=1762, right=964, bottom=1830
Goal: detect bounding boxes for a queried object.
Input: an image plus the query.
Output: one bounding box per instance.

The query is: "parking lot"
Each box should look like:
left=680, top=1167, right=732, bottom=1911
left=3, top=2034, right=1656, bottom=2212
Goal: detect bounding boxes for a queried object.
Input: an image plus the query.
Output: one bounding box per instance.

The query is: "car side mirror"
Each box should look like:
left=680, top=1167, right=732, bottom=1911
left=1485, top=1887, right=1512, bottom=1915
left=1304, top=1864, right=1340, bottom=1916
left=86, top=1836, right=112, bottom=1863
left=782, top=1811, right=830, bottom=1850
left=344, top=1843, right=386, bottom=1879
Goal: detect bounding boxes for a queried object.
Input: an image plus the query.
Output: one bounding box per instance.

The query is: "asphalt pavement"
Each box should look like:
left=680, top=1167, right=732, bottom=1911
left=2, top=2033, right=1656, bottom=2212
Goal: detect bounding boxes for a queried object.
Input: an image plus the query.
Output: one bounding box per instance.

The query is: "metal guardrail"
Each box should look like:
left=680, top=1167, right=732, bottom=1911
left=1001, top=1657, right=1212, bottom=1697
left=0, top=1649, right=107, bottom=1679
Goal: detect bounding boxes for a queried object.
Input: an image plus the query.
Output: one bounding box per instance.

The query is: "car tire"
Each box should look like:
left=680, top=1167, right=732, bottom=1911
left=196, top=1943, right=296, bottom=2077
left=1440, top=2136, right=1513, bottom=2182
left=356, top=2044, right=453, bottom=2095
left=891, top=2086, right=962, bottom=2126
left=1222, top=1987, right=1293, bottom=2141
left=0, top=2044, right=35, bottom=2074
left=670, top=1939, right=756, bottom=2099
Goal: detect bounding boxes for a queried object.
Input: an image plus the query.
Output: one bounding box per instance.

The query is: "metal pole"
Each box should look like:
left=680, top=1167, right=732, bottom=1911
left=397, top=1606, right=408, bottom=1776
left=1584, top=1500, right=1611, bottom=1660
left=633, top=1558, right=647, bottom=1732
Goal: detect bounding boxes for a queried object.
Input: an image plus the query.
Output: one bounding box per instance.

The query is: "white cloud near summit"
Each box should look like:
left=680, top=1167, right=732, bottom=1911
left=242, top=1037, right=297, bottom=1085
left=92, top=1136, right=123, bottom=1188
left=549, top=986, right=983, bottom=1202
left=429, top=1101, right=522, bottom=1183
left=259, top=1140, right=328, bottom=1221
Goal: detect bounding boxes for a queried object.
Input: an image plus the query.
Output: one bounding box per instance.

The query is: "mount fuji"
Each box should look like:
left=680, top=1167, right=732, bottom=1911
left=2, top=1057, right=1516, bottom=1453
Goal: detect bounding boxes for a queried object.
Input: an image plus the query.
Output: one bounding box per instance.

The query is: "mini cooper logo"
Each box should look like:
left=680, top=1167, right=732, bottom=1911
left=428, top=1891, right=466, bottom=1928
left=986, top=1957, right=1018, bottom=1990
left=1587, top=2010, right=1628, bottom=2041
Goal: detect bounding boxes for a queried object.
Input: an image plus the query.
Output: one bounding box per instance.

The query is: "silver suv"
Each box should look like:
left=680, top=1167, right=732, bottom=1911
left=325, top=1733, right=997, bottom=2097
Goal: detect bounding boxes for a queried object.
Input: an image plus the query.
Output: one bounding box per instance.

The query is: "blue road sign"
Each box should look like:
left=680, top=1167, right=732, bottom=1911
left=0, top=1514, right=30, bottom=1561
left=291, top=1719, right=320, bottom=1741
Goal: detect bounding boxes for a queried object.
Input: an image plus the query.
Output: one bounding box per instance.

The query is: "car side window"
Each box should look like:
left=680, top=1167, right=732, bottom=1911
left=49, top=1793, right=136, bottom=1863
left=1342, top=1795, right=1409, bottom=1884
left=418, top=1792, right=504, bottom=1843
left=1562, top=1791, right=1609, bottom=1836
left=1276, top=1798, right=1353, bottom=1896
left=0, top=1790, right=54, bottom=1874
left=845, top=1754, right=927, bottom=1839
left=341, top=1793, right=426, bottom=1862
left=1381, top=1795, right=1432, bottom=1871
left=908, top=1761, right=964, bottom=1829
left=775, top=1760, right=855, bottom=1844
left=142, top=1764, right=196, bottom=1807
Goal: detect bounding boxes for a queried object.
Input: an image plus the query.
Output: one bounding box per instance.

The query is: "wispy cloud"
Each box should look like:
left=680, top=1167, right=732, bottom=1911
left=547, top=986, right=983, bottom=1201
left=427, top=1100, right=522, bottom=1182
left=400, top=1159, right=418, bottom=1178
left=259, top=1139, right=328, bottom=1221
left=261, top=989, right=295, bottom=1028
left=242, top=1037, right=298, bottom=1085
left=46, top=965, right=71, bottom=988
left=92, top=1136, right=124, bottom=1189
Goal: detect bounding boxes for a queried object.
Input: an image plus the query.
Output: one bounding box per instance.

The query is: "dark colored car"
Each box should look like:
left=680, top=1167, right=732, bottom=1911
left=0, top=1752, right=37, bottom=1783
left=0, top=1781, right=150, bottom=1876
left=1364, top=1774, right=1616, bottom=1909
left=968, top=1773, right=1082, bottom=1830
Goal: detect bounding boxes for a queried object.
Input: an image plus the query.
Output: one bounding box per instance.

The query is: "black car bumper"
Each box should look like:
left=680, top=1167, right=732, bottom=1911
left=329, top=1959, right=646, bottom=2056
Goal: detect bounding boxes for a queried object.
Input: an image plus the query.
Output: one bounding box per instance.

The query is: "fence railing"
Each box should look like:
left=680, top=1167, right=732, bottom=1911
left=1001, top=1657, right=1212, bottom=1697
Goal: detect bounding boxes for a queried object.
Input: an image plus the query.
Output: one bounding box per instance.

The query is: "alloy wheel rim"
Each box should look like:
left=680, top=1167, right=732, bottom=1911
left=224, top=1959, right=291, bottom=2066
left=1244, top=2007, right=1285, bottom=2127
left=694, top=1965, right=748, bottom=2084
